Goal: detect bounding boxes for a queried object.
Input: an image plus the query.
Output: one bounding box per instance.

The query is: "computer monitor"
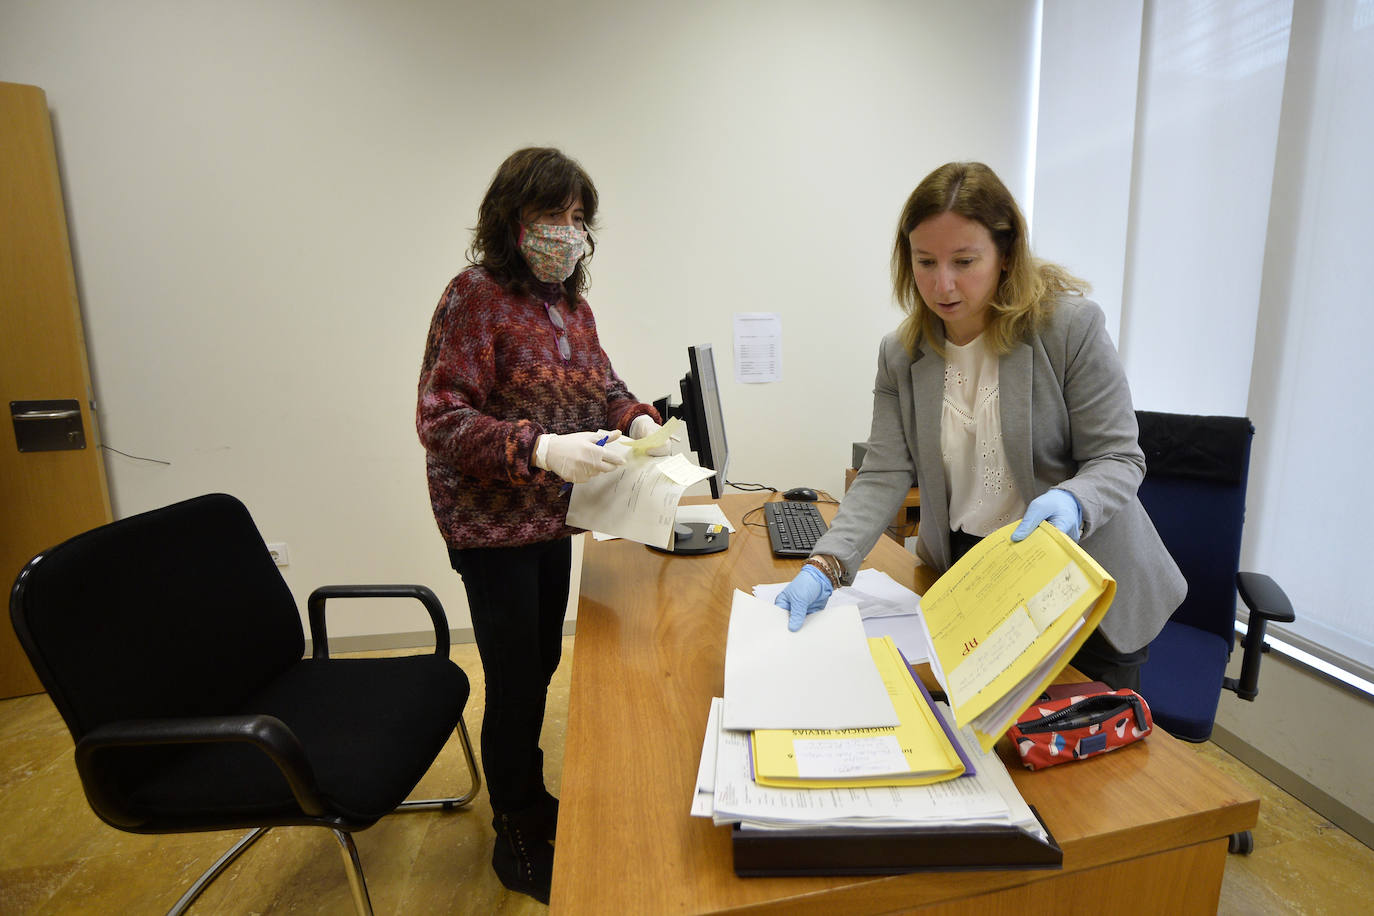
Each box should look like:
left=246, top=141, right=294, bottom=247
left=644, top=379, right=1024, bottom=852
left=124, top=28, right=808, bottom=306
left=655, top=343, right=730, bottom=500
left=650, top=343, right=730, bottom=556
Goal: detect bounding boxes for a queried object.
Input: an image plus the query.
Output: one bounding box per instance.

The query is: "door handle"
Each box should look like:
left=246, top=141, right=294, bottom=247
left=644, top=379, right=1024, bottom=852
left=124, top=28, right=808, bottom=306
left=13, top=408, right=82, bottom=420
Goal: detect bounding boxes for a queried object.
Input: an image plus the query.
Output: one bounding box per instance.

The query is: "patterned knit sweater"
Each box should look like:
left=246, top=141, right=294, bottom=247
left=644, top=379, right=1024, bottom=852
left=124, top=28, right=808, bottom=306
left=417, top=267, right=658, bottom=549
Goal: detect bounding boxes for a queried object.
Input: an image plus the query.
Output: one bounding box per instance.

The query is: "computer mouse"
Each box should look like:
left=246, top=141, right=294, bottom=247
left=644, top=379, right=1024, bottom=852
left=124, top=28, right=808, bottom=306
left=783, top=487, right=818, bottom=501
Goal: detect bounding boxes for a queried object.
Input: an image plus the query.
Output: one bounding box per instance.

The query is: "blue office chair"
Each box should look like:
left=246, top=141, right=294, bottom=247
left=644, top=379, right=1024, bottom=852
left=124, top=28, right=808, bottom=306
left=1134, top=412, right=1295, bottom=853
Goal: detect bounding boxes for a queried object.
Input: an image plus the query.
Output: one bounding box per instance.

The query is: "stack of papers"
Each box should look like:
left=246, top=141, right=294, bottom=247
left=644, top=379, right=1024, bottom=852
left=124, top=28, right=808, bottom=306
left=696, top=591, right=1044, bottom=840
left=694, top=696, right=1043, bottom=838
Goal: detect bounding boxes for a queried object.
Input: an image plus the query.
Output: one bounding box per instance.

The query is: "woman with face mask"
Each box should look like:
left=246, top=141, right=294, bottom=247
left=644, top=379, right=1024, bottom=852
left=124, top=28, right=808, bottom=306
left=774, top=161, right=1185, bottom=694
left=417, top=147, right=666, bottom=902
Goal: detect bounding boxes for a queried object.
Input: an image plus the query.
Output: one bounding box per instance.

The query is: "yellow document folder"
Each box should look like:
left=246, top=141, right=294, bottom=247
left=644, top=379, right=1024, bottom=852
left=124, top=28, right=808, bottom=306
left=750, top=637, right=966, bottom=789
left=920, top=521, right=1116, bottom=752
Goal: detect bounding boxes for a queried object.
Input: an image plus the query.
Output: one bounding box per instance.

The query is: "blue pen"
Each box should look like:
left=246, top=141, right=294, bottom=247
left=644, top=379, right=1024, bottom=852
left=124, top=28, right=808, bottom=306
left=560, top=434, right=610, bottom=496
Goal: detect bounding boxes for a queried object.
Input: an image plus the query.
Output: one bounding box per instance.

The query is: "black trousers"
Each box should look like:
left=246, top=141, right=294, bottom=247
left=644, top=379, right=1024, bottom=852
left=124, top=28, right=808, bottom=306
left=948, top=529, right=1147, bottom=691
left=448, top=537, right=571, bottom=815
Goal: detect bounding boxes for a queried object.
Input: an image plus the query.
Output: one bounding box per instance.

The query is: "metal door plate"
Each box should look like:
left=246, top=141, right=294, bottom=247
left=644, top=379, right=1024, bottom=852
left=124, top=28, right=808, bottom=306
left=11, top=399, right=86, bottom=451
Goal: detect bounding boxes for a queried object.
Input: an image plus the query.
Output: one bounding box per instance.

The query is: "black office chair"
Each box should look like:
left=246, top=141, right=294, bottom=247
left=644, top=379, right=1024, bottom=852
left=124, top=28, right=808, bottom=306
left=8, top=493, right=481, bottom=914
left=1133, top=412, right=1295, bottom=853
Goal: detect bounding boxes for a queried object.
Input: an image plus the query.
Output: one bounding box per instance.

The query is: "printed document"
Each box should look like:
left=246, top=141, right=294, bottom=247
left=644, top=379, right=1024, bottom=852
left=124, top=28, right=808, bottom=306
left=591, top=502, right=734, bottom=543
left=566, top=445, right=715, bottom=549
left=733, top=312, right=782, bottom=383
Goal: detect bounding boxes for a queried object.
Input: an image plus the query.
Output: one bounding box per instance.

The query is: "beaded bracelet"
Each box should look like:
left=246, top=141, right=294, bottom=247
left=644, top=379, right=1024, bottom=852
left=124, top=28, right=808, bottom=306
left=805, top=554, right=843, bottom=590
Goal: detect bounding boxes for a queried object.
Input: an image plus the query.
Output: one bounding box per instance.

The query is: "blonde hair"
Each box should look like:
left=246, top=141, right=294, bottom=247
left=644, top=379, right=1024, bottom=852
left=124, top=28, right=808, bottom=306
left=891, top=162, right=1088, bottom=356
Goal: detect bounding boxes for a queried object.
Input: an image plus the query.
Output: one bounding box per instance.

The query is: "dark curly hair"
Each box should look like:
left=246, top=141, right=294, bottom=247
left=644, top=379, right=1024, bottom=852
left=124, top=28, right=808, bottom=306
left=467, top=147, right=599, bottom=307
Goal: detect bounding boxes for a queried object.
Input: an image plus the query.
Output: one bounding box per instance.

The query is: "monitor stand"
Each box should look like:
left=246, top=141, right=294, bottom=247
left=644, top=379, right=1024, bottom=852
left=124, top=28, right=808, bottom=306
left=651, top=522, right=729, bottom=556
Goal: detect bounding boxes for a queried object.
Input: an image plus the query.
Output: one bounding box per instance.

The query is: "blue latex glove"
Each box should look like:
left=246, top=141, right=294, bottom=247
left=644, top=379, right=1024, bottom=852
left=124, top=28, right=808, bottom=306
left=1011, top=488, right=1082, bottom=542
left=775, top=564, right=834, bottom=632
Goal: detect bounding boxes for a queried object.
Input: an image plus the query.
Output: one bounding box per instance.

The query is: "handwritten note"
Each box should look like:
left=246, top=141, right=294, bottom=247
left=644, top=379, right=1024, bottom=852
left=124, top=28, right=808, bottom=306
left=794, top=734, right=908, bottom=779
left=1027, top=562, right=1091, bottom=630
left=947, top=606, right=1038, bottom=702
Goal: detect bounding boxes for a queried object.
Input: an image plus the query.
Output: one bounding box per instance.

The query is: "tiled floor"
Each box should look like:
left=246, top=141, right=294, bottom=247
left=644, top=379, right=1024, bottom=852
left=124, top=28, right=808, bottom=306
left=0, top=640, right=558, bottom=915
left=1188, top=739, right=1371, bottom=914
left=1, top=636, right=1369, bottom=914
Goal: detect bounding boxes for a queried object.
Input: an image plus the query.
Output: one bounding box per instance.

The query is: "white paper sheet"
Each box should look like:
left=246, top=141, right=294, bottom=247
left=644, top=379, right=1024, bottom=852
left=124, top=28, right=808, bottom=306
left=673, top=503, right=735, bottom=532
left=590, top=498, right=734, bottom=543
left=566, top=447, right=715, bottom=549
left=753, top=569, right=931, bottom=663
left=752, top=568, right=920, bottom=619
left=690, top=697, right=724, bottom=818
left=722, top=590, right=897, bottom=731
left=861, top=613, right=931, bottom=665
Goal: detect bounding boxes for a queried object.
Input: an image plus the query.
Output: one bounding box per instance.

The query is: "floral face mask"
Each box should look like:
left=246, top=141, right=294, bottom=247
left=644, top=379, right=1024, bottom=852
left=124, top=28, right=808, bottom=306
left=518, top=223, right=590, bottom=283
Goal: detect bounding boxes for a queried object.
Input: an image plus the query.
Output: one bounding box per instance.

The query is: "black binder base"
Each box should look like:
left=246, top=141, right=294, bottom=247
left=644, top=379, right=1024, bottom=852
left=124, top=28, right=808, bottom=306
left=730, top=807, right=1062, bottom=876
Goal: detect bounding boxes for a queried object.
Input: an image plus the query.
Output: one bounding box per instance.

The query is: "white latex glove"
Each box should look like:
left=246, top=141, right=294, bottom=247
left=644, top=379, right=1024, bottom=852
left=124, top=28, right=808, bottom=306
left=533, top=430, right=624, bottom=484
left=628, top=415, right=672, bottom=456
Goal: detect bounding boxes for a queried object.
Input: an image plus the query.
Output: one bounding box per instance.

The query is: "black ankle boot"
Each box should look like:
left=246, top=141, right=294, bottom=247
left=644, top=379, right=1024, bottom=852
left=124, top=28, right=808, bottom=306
left=492, top=809, right=554, bottom=904
left=536, top=788, right=559, bottom=842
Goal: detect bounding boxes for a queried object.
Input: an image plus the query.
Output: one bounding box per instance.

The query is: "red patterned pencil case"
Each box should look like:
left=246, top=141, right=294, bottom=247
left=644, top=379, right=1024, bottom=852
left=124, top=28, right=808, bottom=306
left=1008, top=687, right=1153, bottom=770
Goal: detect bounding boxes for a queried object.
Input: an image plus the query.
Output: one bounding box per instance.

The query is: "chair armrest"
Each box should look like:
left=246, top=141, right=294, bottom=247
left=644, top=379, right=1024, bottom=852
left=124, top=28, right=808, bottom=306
left=1226, top=571, right=1297, bottom=701
left=74, top=714, right=328, bottom=825
left=306, top=584, right=450, bottom=660
left=1237, top=571, right=1296, bottom=623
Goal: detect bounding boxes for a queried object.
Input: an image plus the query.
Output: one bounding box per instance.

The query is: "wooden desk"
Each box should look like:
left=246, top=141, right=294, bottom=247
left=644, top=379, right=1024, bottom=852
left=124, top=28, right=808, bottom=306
left=552, top=494, right=1258, bottom=914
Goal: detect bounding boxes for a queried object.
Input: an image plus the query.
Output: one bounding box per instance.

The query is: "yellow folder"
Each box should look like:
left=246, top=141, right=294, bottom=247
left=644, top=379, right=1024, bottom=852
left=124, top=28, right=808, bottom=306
left=750, top=637, right=966, bottom=789
left=920, top=521, right=1117, bottom=752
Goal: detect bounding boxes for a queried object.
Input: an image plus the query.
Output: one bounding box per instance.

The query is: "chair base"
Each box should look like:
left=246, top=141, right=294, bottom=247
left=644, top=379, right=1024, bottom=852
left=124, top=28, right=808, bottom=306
left=164, top=718, right=480, bottom=915
left=167, top=827, right=270, bottom=916
left=333, top=828, right=375, bottom=916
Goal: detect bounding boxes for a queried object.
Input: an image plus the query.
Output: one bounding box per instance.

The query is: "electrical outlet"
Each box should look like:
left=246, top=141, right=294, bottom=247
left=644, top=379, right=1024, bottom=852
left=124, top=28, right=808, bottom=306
left=267, top=542, right=290, bottom=567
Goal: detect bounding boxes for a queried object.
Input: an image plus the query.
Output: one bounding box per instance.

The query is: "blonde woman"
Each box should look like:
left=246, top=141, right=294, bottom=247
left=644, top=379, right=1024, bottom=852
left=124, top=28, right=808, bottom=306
left=776, top=161, right=1183, bottom=691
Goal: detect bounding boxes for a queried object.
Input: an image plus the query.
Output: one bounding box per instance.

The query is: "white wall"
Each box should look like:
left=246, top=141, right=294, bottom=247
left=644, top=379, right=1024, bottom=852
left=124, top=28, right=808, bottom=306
left=1244, top=0, right=1374, bottom=666
left=1031, top=0, right=1143, bottom=342
left=1035, top=0, right=1374, bottom=843
left=1218, top=0, right=1374, bottom=844
left=1118, top=0, right=1292, bottom=412
left=0, top=0, right=1038, bottom=638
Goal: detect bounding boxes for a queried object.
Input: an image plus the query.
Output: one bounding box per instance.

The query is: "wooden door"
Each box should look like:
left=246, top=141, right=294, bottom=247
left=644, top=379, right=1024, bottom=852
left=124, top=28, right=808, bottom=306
left=1, top=81, right=112, bottom=698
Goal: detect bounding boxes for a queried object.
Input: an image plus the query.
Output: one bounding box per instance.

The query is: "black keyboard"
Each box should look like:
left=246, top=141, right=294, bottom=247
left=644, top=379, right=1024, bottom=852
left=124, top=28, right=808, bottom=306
left=765, top=500, right=828, bottom=558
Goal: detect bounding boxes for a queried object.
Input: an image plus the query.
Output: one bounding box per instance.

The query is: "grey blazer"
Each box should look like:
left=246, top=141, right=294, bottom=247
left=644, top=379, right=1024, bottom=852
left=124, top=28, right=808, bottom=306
left=814, top=297, right=1185, bottom=653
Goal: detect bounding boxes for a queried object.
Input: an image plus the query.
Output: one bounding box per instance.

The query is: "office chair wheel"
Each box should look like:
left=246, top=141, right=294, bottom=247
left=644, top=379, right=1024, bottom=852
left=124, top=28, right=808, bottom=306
left=1228, top=830, right=1254, bottom=855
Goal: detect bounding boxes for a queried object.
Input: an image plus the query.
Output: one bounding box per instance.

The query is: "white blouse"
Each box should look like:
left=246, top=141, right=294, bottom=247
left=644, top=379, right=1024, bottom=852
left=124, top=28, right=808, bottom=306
left=941, top=335, right=1025, bottom=536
